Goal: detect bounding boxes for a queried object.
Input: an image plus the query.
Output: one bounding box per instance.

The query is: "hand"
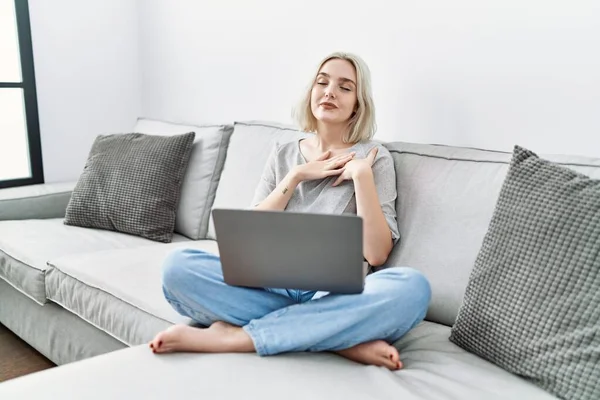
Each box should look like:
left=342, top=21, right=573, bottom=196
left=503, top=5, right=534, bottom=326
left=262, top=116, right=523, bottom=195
left=292, top=150, right=356, bottom=182
left=332, top=147, right=378, bottom=187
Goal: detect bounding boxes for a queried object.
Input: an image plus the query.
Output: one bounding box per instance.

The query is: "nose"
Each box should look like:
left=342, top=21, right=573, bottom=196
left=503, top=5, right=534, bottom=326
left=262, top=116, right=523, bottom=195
left=324, top=84, right=336, bottom=99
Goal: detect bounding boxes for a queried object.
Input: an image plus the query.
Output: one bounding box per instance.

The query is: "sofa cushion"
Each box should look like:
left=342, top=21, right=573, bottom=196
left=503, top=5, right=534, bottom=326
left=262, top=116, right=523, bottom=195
left=133, top=118, right=234, bottom=239
left=64, top=131, right=196, bottom=243
left=45, top=241, right=220, bottom=346
left=0, top=277, right=126, bottom=366
left=0, top=219, right=190, bottom=305
left=207, top=121, right=309, bottom=239
left=450, top=146, right=600, bottom=400
left=383, top=142, right=600, bottom=327
left=0, top=321, right=558, bottom=400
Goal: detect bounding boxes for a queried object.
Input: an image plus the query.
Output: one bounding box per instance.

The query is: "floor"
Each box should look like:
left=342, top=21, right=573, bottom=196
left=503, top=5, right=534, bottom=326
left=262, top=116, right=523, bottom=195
left=0, top=323, right=55, bottom=383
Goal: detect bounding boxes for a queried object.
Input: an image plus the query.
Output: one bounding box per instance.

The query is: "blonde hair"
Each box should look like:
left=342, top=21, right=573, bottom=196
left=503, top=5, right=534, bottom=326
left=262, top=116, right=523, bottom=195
left=293, top=52, right=377, bottom=143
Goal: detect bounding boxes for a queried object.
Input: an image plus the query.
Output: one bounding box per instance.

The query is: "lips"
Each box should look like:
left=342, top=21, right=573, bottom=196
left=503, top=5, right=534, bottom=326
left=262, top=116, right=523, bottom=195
left=320, top=101, right=338, bottom=109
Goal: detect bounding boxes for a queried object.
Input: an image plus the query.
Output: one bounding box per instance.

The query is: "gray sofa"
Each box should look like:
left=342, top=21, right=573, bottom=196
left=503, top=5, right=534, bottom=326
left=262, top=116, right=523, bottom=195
left=1, top=118, right=599, bottom=399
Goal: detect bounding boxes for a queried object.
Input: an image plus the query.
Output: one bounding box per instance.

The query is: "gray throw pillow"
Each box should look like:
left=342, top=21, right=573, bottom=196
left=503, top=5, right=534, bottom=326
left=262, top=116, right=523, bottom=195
left=449, top=146, right=599, bottom=400
left=64, top=132, right=195, bottom=242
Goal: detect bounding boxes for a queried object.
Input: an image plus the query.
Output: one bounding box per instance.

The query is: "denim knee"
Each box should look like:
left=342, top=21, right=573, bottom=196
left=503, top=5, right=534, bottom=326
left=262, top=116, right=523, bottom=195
left=161, top=248, right=189, bottom=294
left=380, top=267, right=432, bottom=317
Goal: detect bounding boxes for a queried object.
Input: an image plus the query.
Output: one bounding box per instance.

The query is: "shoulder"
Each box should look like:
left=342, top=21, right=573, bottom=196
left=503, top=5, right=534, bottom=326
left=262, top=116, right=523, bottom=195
left=264, top=140, right=294, bottom=165
left=355, top=141, right=396, bottom=184
left=270, top=139, right=300, bottom=158
left=354, top=140, right=393, bottom=163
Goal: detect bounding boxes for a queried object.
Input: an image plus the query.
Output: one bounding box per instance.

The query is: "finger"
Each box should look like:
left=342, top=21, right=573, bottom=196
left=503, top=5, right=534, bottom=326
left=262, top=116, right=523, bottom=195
left=367, top=147, right=379, bottom=164
left=332, top=174, right=345, bottom=187
left=335, top=151, right=356, bottom=161
left=335, top=157, right=354, bottom=166
left=316, top=150, right=331, bottom=161
left=324, top=153, right=355, bottom=169
left=325, top=167, right=345, bottom=177
left=326, top=157, right=351, bottom=170
left=324, top=160, right=338, bottom=170
left=332, top=155, right=355, bottom=167
left=328, top=152, right=355, bottom=163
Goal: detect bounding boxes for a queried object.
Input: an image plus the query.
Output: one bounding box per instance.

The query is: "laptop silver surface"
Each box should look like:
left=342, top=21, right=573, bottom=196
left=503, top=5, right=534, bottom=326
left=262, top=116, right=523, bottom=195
left=212, top=208, right=365, bottom=294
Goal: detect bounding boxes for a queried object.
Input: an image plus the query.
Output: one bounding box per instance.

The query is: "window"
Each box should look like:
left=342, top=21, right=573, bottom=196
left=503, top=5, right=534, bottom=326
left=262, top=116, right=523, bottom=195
left=0, top=0, right=43, bottom=189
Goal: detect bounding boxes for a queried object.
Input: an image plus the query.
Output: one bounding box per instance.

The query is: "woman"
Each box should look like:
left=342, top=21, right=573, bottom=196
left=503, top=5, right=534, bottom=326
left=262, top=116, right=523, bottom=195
left=149, top=52, right=431, bottom=371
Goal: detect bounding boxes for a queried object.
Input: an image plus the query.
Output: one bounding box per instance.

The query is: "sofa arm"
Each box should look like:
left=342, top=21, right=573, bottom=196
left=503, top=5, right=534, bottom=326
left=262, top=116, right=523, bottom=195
left=0, top=181, right=76, bottom=221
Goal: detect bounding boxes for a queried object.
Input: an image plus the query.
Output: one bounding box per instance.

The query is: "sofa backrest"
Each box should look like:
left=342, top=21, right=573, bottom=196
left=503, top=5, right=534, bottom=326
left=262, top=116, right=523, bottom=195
left=384, top=142, right=600, bottom=326
left=149, top=117, right=600, bottom=328
left=207, top=121, right=309, bottom=239
left=133, top=118, right=233, bottom=240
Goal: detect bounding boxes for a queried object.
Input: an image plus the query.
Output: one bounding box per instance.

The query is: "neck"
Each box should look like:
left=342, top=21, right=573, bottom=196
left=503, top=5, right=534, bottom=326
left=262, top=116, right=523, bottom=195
left=314, top=121, right=351, bottom=151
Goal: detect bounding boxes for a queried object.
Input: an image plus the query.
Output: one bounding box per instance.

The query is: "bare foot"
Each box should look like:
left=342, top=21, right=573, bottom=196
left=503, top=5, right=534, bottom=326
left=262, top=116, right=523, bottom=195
left=336, top=340, right=402, bottom=370
left=149, top=321, right=255, bottom=354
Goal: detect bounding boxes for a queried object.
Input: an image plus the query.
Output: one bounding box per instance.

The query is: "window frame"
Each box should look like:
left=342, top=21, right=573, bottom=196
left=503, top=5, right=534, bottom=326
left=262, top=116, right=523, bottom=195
left=0, top=0, right=43, bottom=189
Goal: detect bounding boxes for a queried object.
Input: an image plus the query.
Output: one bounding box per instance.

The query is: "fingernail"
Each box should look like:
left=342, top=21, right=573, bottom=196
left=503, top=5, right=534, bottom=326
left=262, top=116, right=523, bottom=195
left=158, top=341, right=163, bottom=347
left=149, top=343, right=154, bottom=349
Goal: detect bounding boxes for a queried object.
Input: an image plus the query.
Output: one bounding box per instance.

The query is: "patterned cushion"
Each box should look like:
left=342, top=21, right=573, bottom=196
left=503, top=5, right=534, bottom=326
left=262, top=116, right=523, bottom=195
left=449, top=146, right=600, bottom=400
left=64, top=132, right=195, bottom=242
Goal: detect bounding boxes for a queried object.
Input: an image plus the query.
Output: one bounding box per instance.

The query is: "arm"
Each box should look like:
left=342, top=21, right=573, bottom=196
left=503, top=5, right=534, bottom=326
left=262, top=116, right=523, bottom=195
left=0, top=181, right=76, bottom=221
left=254, top=173, right=300, bottom=211
left=353, top=167, right=393, bottom=266
left=333, top=146, right=399, bottom=266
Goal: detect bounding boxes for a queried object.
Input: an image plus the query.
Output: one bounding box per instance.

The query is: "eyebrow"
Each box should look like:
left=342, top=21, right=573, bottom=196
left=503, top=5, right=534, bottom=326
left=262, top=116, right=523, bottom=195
left=317, top=72, right=356, bottom=86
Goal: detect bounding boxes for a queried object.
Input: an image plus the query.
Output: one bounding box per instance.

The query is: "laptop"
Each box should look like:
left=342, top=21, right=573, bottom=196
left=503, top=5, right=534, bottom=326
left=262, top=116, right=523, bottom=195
left=212, top=208, right=366, bottom=294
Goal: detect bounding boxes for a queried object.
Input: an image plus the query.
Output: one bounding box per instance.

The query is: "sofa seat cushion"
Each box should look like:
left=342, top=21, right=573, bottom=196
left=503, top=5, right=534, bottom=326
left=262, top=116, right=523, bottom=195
left=395, top=322, right=558, bottom=399
left=45, top=240, right=220, bottom=347
left=0, top=321, right=558, bottom=400
left=0, top=219, right=190, bottom=305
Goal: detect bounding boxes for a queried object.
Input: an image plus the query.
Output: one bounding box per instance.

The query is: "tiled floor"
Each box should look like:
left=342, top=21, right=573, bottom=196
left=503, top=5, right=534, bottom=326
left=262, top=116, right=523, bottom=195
left=0, top=323, right=55, bottom=382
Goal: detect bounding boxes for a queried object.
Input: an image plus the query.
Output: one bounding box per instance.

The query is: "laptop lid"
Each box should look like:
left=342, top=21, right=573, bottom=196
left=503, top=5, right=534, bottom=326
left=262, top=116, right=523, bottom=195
left=212, top=208, right=364, bottom=294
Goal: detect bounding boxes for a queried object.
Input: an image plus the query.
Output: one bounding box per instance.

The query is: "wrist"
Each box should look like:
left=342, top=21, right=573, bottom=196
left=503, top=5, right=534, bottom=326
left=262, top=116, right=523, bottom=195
left=352, top=166, right=373, bottom=181
left=288, top=168, right=303, bottom=185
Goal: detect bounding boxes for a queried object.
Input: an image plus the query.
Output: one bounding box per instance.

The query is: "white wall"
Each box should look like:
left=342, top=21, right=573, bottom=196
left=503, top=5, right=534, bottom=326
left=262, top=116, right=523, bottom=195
left=139, top=0, right=600, bottom=157
left=29, top=0, right=141, bottom=183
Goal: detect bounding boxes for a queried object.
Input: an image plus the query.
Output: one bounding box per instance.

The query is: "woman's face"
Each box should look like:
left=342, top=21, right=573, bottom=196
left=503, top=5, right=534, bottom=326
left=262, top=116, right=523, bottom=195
left=310, top=58, right=358, bottom=126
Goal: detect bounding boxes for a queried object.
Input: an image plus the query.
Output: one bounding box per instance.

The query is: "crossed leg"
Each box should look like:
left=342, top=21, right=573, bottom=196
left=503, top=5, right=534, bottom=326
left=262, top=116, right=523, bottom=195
left=149, top=249, right=430, bottom=371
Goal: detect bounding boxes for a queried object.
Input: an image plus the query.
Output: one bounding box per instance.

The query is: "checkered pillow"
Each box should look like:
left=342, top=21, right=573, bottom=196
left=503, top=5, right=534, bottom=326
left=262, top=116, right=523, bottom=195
left=450, top=146, right=600, bottom=400
left=64, top=132, right=195, bottom=242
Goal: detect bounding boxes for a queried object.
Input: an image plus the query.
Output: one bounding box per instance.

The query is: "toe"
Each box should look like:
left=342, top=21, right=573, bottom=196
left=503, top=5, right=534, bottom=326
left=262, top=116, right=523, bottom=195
left=385, top=345, right=402, bottom=370
left=149, top=338, right=159, bottom=351
left=154, top=345, right=170, bottom=354
left=382, top=355, right=398, bottom=370
left=149, top=332, right=167, bottom=351
left=388, top=346, right=400, bottom=363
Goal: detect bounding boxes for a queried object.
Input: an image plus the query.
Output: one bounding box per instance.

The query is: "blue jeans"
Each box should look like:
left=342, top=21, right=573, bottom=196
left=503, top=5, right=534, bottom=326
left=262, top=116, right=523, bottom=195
left=161, top=248, right=431, bottom=356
